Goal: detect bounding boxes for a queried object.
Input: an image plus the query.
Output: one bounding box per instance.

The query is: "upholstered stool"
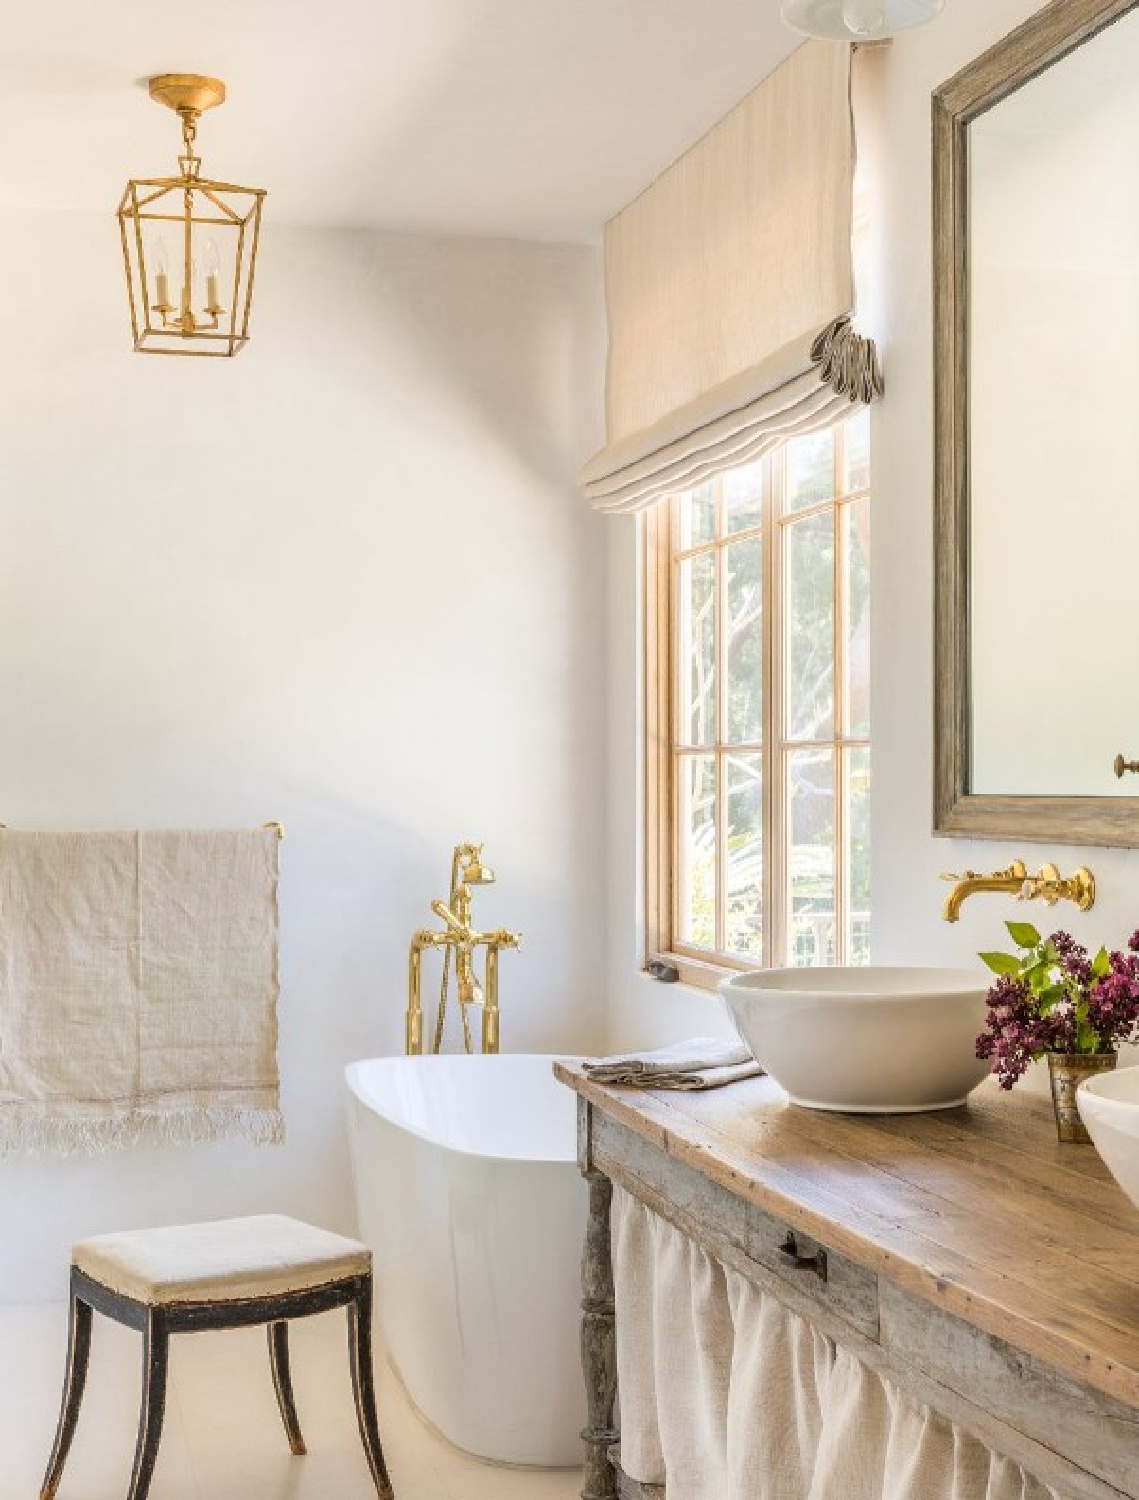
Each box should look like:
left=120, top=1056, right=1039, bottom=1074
left=40, top=1214, right=394, bottom=1500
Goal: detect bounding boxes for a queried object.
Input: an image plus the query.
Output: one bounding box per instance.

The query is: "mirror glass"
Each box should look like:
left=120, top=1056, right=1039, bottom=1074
left=968, top=10, right=1139, bottom=797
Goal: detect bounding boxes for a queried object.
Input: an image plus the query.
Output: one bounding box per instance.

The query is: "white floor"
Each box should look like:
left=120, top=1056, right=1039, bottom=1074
left=0, top=1304, right=583, bottom=1500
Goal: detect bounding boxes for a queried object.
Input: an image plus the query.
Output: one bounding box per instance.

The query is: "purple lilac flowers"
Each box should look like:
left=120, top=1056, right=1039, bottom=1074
left=976, top=923, right=1139, bottom=1089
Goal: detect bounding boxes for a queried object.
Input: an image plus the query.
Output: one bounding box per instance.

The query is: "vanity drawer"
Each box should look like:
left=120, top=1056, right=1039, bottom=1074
left=592, top=1111, right=879, bottom=1340
left=742, top=1198, right=879, bottom=1338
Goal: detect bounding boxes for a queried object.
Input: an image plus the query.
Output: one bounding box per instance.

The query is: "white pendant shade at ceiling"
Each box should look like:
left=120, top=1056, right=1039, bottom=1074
left=781, top=0, right=944, bottom=41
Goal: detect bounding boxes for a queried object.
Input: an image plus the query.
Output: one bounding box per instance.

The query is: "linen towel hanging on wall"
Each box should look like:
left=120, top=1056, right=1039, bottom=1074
left=0, top=827, right=282, bottom=1155
left=580, top=41, right=882, bottom=514
left=612, top=1189, right=1060, bottom=1500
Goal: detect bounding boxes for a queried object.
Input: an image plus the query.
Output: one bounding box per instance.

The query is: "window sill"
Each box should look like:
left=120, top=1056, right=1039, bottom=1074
left=643, top=951, right=754, bottom=995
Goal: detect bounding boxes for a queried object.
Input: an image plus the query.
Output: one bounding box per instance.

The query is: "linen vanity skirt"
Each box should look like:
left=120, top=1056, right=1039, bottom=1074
left=611, top=1188, right=1058, bottom=1500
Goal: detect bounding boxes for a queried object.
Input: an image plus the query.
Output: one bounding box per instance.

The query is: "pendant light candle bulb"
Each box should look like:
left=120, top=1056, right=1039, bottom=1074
left=153, top=238, right=171, bottom=309
left=204, top=237, right=222, bottom=313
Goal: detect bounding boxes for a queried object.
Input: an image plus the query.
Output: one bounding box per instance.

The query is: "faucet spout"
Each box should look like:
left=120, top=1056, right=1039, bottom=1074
left=431, top=899, right=468, bottom=937
left=941, top=862, right=1028, bottom=922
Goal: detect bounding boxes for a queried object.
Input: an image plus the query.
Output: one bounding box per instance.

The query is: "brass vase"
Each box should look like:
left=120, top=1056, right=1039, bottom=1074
left=1046, top=1051, right=1117, bottom=1143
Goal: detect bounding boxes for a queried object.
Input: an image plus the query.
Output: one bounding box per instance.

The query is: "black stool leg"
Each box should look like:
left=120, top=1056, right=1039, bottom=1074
left=347, top=1277, right=394, bottom=1499
left=126, top=1310, right=169, bottom=1500
left=40, top=1281, right=93, bottom=1500
left=267, top=1320, right=307, bottom=1455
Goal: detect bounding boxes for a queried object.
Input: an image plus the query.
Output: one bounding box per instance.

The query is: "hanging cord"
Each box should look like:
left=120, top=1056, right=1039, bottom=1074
left=431, top=939, right=475, bottom=1054
left=433, top=944, right=452, bottom=1054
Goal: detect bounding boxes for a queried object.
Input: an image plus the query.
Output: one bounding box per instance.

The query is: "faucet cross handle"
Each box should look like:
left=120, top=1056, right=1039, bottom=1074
left=489, top=928, right=523, bottom=949
left=1022, top=862, right=1060, bottom=905
left=1030, top=863, right=1096, bottom=912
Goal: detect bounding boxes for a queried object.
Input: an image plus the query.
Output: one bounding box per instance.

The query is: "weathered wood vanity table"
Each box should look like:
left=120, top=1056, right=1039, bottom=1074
left=555, top=1063, right=1139, bottom=1500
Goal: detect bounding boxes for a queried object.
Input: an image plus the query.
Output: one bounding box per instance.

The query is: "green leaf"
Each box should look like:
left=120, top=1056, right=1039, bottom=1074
left=1006, top=921, right=1042, bottom=950
left=1093, top=946, right=1111, bottom=979
left=980, top=951, right=1022, bottom=976
left=1037, top=986, right=1066, bottom=1014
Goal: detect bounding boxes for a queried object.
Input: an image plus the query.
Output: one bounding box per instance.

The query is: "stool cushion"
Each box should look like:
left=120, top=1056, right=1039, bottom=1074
left=72, top=1214, right=371, bottom=1306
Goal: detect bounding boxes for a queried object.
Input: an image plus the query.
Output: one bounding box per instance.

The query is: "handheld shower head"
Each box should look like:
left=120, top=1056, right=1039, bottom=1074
left=461, top=846, right=495, bottom=886
left=457, top=944, right=485, bottom=1007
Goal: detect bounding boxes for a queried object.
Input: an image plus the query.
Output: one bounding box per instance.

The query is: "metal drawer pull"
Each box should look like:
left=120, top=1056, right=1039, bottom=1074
left=779, top=1232, right=828, bottom=1282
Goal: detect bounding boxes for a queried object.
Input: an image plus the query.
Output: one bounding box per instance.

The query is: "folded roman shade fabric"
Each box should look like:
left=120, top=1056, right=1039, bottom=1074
left=580, top=41, right=882, bottom=514
left=612, top=1189, right=1059, bottom=1500
left=0, top=827, right=283, bottom=1155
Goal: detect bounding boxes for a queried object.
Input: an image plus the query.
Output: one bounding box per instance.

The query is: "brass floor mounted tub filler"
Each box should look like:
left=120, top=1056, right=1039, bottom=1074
left=406, top=843, right=521, bottom=1055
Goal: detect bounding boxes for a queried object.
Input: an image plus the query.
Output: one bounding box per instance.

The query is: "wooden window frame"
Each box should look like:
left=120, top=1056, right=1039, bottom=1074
left=644, top=420, right=870, bottom=992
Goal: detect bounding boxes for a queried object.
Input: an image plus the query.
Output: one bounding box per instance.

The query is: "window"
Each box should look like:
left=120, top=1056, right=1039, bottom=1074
left=644, top=410, right=870, bottom=988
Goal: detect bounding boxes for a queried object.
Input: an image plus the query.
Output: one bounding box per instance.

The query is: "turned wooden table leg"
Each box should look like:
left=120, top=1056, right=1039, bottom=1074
left=581, top=1168, right=618, bottom=1500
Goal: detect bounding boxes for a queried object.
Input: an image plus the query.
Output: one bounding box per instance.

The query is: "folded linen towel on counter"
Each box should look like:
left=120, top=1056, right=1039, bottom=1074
left=0, top=827, right=283, bottom=1156
left=583, top=1037, right=764, bottom=1091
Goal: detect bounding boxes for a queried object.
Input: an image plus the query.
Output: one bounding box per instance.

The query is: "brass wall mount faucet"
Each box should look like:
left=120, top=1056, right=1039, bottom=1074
left=406, top=842, right=521, bottom=1055
left=940, top=860, right=1096, bottom=923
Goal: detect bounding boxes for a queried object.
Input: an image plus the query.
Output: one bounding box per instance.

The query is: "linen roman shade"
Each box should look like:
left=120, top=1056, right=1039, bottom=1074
left=580, top=41, right=881, bottom=514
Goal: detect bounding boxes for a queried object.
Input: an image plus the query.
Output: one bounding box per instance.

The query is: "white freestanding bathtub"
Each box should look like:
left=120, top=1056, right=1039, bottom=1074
left=345, top=1053, right=587, bottom=1467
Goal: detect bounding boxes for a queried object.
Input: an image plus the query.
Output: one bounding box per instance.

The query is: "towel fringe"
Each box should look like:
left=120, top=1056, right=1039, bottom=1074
left=0, top=1105, right=285, bottom=1159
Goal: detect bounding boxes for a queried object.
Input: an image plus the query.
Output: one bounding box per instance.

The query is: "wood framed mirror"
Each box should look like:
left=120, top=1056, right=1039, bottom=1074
left=934, top=0, right=1139, bottom=845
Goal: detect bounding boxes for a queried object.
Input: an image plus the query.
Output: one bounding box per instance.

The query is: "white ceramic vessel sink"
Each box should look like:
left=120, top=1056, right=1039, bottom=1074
left=720, top=966, right=992, bottom=1113
left=1078, top=1067, right=1139, bottom=1211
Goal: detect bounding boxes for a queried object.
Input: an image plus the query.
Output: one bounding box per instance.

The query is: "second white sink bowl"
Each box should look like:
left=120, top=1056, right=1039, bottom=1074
left=721, top=966, right=993, bottom=1113
left=1077, top=1067, right=1139, bottom=1212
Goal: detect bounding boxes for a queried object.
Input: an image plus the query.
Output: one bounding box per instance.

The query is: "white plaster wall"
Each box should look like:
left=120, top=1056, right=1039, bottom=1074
left=0, top=219, right=607, bottom=1301
left=606, top=0, right=1139, bottom=1055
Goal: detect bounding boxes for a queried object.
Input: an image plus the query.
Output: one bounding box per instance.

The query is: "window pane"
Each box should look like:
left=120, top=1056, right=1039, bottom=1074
left=785, top=429, right=836, bottom=513
left=843, top=407, right=870, bottom=494
left=847, top=747, right=872, bottom=965
left=677, top=483, right=716, bottom=548
left=785, top=511, right=835, bottom=740
left=787, top=748, right=836, bottom=967
left=725, top=537, right=763, bottom=743
left=724, top=460, right=764, bottom=533
left=726, top=754, right=763, bottom=959
left=678, top=552, right=716, bottom=745
left=844, top=496, right=870, bottom=740
left=677, top=755, right=717, bottom=949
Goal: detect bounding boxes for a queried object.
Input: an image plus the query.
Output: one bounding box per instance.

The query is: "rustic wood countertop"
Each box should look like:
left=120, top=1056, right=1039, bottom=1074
left=555, top=1061, right=1139, bottom=1414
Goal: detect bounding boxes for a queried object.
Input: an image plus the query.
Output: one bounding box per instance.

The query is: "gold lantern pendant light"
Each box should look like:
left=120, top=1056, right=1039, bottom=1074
left=117, top=75, right=266, bottom=357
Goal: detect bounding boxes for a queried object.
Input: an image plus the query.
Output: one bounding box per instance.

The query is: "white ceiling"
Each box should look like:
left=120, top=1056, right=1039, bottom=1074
left=0, top=0, right=800, bottom=242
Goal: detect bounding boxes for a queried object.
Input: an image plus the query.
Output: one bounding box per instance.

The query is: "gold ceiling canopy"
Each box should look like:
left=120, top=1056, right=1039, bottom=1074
left=117, top=74, right=266, bottom=358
